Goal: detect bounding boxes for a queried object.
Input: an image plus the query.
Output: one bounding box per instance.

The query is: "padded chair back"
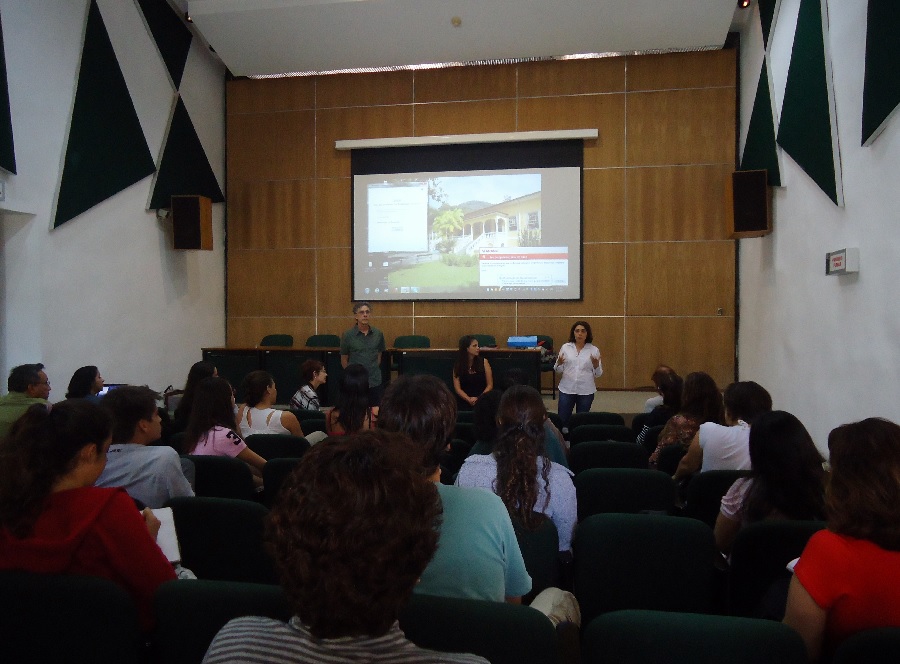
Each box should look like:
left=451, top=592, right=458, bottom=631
left=290, top=408, right=326, bottom=422
left=393, top=334, right=431, bottom=349
left=511, top=513, right=560, bottom=602
left=169, top=430, right=187, bottom=453
left=574, top=514, right=716, bottom=625
left=262, top=457, right=303, bottom=507
left=398, top=593, right=558, bottom=664
left=300, top=418, right=328, bottom=435
left=455, top=410, right=475, bottom=423
left=640, top=424, right=665, bottom=456
left=569, top=424, right=635, bottom=445
left=245, top=433, right=310, bottom=460
left=630, top=412, right=649, bottom=436
left=729, top=520, right=825, bottom=618
left=260, top=334, right=293, bottom=347
left=575, top=468, right=676, bottom=520
left=154, top=580, right=291, bottom=664
left=0, top=570, right=142, bottom=664
left=547, top=411, right=563, bottom=431
left=582, top=609, right=807, bottom=664
left=184, top=454, right=257, bottom=501
left=305, top=333, right=340, bottom=347
left=832, top=627, right=900, bottom=664
left=166, top=497, right=277, bottom=584
left=453, top=422, right=476, bottom=446
left=570, top=440, right=649, bottom=475
left=656, top=440, right=687, bottom=475
left=682, top=469, right=752, bottom=529
left=569, top=411, right=626, bottom=428
left=471, top=334, right=497, bottom=348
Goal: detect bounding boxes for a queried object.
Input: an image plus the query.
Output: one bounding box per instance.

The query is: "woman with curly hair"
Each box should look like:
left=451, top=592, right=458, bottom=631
left=456, top=385, right=576, bottom=551
left=0, top=400, right=175, bottom=632
left=784, top=417, right=900, bottom=661
left=649, top=371, right=723, bottom=466
left=714, top=410, right=826, bottom=554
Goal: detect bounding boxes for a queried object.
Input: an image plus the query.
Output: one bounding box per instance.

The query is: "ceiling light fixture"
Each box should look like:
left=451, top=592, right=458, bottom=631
left=738, top=0, right=751, bottom=8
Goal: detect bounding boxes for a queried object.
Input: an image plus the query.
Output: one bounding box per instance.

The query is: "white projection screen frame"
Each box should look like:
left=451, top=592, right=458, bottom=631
left=348, top=137, right=586, bottom=302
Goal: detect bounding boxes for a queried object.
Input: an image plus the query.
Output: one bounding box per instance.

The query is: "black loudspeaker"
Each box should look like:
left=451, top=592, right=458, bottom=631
left=171, top=195, right=213, bottom=250
left=726, top=170, right=772, bottom=238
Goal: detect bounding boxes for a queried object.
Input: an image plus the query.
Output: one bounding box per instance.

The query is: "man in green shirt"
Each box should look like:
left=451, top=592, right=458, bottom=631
left=340, top=302, right=386, bottom=405
left=0, top=363, right=51, bottom=438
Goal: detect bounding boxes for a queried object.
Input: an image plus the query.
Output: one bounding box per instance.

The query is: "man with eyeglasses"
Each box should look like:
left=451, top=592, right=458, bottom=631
left=0, top=363, right=52, bottom=438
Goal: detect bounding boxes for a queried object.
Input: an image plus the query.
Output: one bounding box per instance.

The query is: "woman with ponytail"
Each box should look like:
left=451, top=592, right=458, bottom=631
left=456, top=385, right=576, bottom=551
left=0, top=400, right=176, bottom=631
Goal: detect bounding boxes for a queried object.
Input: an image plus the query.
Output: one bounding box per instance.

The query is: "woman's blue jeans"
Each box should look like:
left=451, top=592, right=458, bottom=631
left=557, top=391, right=595, bottom=429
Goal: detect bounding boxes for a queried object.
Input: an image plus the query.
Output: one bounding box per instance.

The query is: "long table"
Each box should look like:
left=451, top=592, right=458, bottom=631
left=201, top=347, right=541, bottom=406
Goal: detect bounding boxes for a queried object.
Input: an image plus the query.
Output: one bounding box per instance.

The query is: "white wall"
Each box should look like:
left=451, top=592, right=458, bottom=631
left=737, top=0, right=900, bottom=452
left=0, top=0, right=226, bottom=396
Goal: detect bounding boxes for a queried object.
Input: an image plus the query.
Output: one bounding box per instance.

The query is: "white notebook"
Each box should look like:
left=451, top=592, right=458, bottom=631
left=151, top=507, right=181, bottom=563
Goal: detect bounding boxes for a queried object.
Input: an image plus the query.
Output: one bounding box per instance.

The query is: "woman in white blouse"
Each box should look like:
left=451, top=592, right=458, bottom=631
left=554, top=320, right=603, bottom=430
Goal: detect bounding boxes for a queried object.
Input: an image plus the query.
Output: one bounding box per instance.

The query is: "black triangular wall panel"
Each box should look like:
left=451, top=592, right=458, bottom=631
left=0, top=9, right=17, bottom=174
left=862, top=0, right=900, bottom=145
left=136, top=0, right=192, bottom=89
left=149, top=96, right=224, bottom=209
left=759, top=0, right=778, bottom=50
left=741, top=62, right=781, bottom=186
left=55, top=1, right=155, bottom=227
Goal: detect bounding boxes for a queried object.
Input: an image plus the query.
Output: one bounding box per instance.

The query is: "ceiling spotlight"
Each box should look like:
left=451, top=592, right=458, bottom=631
left=738, top=0, right=751, bottom=7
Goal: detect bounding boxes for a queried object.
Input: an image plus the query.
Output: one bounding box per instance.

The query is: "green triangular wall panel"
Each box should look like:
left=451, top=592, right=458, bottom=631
left=135, top=0, right=192, bottom=89
left=149, top=96, right=224, bottom=210
left=776, top=0, right=843, bottom=205
left=741, top=62, right=781, bottom=186
left=862, top=0, right=900, bottom=146
left=759, top=0, right=779, bottom=50
left=54, top=1, right=155, bottom=227
left=0, top=9, right=16, bottom=174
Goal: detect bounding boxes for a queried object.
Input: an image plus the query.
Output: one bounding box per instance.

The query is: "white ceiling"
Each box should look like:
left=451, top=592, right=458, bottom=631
left=186, top=0, right=745, bottom=77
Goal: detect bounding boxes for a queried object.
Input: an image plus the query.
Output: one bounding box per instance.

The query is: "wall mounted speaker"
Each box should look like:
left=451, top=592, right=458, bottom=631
left=171, top=195, right=212, bottom=250
left=726, top=170, right=772, bottom=238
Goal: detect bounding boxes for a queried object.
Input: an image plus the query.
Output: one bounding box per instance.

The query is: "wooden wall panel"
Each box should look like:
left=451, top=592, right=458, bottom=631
left=413, top=317, right=517, bottom=350
left=227, top=249, right=317, bottom=317
left=414, top=100, right=517, bottom=136
left=316, top=178, right=351, bottom=247
left=316, top=70, right=414, bottom=108
left=584, top=168, right=626, bottom=242
left=626, top=88, right=735, bottom=166
left=627, top=50, right=736, bottom=91
left=517, top=94, right=626, bottom=168
left=316, top=105, right=415, bottom=178
left=518, top=59, right=625, bottom=97
left=415, top=301, right=516, bottom=318
left=626, top=242, right=735, bottom=316
left=227, top=78, right=315, bottom=114
left=625, top=316, right=735, bottom=388
left=228, top=180, right=315, bottom=249
left=227, top=111, right=315, bottom=182
left=415, top=65, right=517, bottom=103
left=315, top=247, right=352, bottom=317
left=226, top=317, right=318, bottom=348
left=626, top=165, right=733, bottom=241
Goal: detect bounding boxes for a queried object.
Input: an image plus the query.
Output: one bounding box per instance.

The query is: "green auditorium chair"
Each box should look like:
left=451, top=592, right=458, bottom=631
left=511, top=513, right=561, bottom=603
left=262, top=457, right=303, bottom=507
left=569, top=424, right=635, bottom=445
left=183, top=454, right=257, bottom=501
left=259, top=334, right=293, bottom=347
left=244, top=433, right=310, bottom=460
left=570, top=440, right=649, bottom=475
left=568, top=411, right=625, bottom=428
left=682, top=469, right=752, bottom=529
left=832, top=627, right=900, bottom=664
left=575, top=468, right=676, bottom=520
left=305, top=333, right=341, bottom=347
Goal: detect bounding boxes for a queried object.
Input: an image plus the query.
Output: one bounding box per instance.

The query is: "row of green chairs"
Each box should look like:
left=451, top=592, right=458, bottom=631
left=261, top=334, right=434, bottom=349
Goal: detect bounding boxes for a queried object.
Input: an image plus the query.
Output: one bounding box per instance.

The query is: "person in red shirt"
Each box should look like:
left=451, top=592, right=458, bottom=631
left=0, top=399, right=176, bottom=632
left=784, top=417, right=900, bottom=661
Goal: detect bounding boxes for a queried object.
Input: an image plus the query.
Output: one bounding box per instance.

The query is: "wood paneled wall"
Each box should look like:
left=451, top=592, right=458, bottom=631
left=225, top=49, right=737, bottom=389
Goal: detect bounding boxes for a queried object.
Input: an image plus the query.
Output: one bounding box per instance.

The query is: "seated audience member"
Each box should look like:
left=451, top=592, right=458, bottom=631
left=184, top=377, right=266, bottom=481
left=236, top=370, right=328, bottom=445
left=714, top=410, right=826, bottom=554
left=636, top=370, right=683, bottom=447
left=784, top=417, right=900, bottom=661
left=326, top=364, right=378, bottom=436
left=457, top=385, right=576, bottom=552
left=642, top=364, right=675, bottom=413
left=649, top=371, right=723, bottom=466
left=95, top=386, right=194, bottom=508
left=289, top=359, right=327, bottom=411
left=203, top=430, right=487, bottom=664
left=65, top=365, right=104, bottom=401
left=0, top=400, right=175, bottom=632
left=171, top=361, right=217, bottom=435
left=0, top=363, right=51, bottom=439
left=674, top=380, right=772, bottom=483
left=377, top=374, right=531, bottom=604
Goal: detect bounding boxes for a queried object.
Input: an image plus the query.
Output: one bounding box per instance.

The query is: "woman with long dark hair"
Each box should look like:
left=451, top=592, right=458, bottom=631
left=172, top=360, right=217, bottom=434
left=325, top=364, right=378, bottom=436
left=0, top=400, right=175, bottom=631
left=714, top=410, right=826, bottom=554
left=784, top=417, right=900, bottom=660
left=184, top=377, right=266, bottom=479
left=554, top=320, right=603, bottom=430
left=649, top=371, right=723, bottom=465
left=452, top=335, right=493, bottom=410
left=65, top=365, right=104, bottom=400
left=456, top=385, right=576, bottom=551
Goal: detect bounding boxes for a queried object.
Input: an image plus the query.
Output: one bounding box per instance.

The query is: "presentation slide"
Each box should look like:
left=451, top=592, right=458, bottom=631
left=352, top=166, right=581, bottom=301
